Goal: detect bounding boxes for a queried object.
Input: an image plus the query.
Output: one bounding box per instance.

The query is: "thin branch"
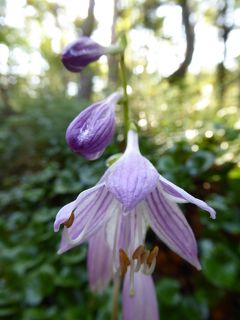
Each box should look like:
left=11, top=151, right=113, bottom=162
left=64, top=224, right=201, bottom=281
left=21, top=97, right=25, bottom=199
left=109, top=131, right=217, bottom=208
left=168, top=0, right=195, bottom=82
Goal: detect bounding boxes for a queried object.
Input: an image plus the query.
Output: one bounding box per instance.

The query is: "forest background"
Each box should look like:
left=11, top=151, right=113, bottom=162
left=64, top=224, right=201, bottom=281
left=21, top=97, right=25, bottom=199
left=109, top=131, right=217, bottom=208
left=0, top=0, right=240, bottom=319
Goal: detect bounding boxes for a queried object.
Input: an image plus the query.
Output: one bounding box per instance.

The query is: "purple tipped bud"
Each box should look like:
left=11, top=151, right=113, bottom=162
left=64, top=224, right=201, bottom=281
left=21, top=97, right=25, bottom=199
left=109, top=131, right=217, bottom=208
left=66, top=92, right=121, bottom=160
left=61, top=37, right=105, bottom=72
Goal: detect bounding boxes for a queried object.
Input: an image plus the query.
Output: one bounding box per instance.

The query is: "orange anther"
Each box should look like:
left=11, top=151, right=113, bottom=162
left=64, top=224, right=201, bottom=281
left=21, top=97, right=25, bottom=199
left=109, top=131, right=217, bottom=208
left=64, top=211, right=75, bottom=228
left=140, top=250, right=150, bottom=264
left=147, top=246, right=159, bottom=266
left=119, top=249, right=130, bottom=277
left=132, top=245, right=145, bottom=260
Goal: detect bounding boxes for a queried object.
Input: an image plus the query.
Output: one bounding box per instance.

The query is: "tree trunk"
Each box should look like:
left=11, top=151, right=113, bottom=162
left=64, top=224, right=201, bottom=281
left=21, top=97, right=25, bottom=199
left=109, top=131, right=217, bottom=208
left=216, top=0, right=233, bottom=108
left=108, top=0, right=119, bottom=86
left=78, top=0, right=95, bottom=100
left=168, top=0, right=195, bottom=82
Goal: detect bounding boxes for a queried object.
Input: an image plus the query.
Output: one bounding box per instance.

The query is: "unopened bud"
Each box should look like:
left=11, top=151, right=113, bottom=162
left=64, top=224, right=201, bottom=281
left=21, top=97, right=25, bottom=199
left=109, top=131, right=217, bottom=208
left=66, top=92, right=122, bottom=160
left=61, top=37, right=105, bottom=72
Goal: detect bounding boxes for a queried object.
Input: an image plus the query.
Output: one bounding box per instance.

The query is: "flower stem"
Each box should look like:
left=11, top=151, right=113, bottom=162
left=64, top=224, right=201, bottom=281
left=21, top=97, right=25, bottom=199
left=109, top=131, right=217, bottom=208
left=119, top=53, right=129, bottom=138
left=111, top=275, right=120, bottom=320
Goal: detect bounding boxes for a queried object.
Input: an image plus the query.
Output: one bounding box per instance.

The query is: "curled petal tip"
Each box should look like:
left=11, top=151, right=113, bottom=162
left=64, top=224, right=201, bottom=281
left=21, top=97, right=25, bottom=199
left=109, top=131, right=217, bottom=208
left=197, top=264, right=202, bottom=271
left=54, top=224, right=59, bottom=232
left=54, top=200, right=76, bottom=233
left=210, top=209, right=216, bottom=220
left=192, top=257, right=202, bottom=270
left=159, top=174, right=216, bottom=219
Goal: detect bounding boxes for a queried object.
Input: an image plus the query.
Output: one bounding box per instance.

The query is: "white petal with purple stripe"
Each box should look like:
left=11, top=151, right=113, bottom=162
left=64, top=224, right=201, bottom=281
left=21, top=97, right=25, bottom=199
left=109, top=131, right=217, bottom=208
left=87, top=227, right=112, bottom=293
left=144, top=185, right=201, bottom=270
left=159, top=174, right=216, bottom=219
left=57, top=187, right=118, bottom=254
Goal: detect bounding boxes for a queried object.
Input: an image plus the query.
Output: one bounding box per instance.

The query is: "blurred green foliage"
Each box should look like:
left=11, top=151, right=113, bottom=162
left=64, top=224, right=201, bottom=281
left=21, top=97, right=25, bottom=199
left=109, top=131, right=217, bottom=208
left=0, top=95, right=115, bottom=320
left=0, top=93, right=239, bottom=319
left=1, top=0, right=240, bottom=319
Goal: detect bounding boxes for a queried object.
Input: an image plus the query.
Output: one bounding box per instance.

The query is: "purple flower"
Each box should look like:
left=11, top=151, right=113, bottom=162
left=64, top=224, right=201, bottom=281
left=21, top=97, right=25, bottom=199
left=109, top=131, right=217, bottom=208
left=61, top=37, right=105, bottom=72
left=66, top=92, right=121, bottom=160
left=54, top=130, right=216, bottom=317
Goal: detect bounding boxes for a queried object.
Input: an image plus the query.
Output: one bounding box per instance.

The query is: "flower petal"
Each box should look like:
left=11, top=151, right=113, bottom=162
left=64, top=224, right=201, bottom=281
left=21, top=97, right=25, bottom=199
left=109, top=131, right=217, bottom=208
left=58, top=189, right=119, bottom=254
left=123, top=271, right=159, bottom=320
left=105, top=207, right=148, bottom=270
left=159, top=174, right=216, bottom=219
left=87, top=227, right=112, bottom=293
left=54, top=183, right=105, bottom=232
left=118, top=207, right=148, bottom=255
left=106, top=131, right=159, bottom=211
left=145, top=187, right=201, bottom=270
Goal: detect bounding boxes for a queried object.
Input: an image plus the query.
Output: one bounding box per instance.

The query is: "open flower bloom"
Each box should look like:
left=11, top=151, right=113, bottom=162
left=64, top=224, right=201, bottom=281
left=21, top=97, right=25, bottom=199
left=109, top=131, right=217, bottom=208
left=61, top=37, right=105, bottom=72
left=66, top=92, right=121, bottom=160
left=54, top=129, right=216, bottom=312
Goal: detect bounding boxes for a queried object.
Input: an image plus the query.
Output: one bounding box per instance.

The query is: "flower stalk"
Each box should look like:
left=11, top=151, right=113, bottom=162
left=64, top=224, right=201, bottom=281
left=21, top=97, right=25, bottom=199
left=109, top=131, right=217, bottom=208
left=111, top=275, right=120, bottom=320
left=119, top=53, right=130, bottom=138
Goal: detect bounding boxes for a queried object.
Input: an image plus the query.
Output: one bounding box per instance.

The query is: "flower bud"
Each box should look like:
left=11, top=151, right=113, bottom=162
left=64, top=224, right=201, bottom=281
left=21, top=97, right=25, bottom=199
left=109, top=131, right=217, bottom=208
left=61, top=37, right=105, bottom=72
left=66, top=92, right=121, bottom=160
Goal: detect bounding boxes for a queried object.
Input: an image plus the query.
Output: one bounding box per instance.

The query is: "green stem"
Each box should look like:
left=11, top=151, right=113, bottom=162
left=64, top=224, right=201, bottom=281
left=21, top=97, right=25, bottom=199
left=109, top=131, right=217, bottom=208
left=105, top=44, right=124, bottom=55
left=111, top=275, right=120, bottom=320
left=119, top=53, right=129, bottom=138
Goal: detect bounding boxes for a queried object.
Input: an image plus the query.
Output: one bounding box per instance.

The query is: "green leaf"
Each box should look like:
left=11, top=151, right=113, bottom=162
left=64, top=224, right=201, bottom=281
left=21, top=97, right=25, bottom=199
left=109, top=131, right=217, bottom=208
left=200, top=240, right=240, bottom=289
left=156, top=278, right=181, bottom=306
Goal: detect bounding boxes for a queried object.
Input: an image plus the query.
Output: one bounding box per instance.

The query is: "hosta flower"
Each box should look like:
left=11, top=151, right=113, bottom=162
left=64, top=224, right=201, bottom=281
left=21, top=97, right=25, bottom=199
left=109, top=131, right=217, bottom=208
left=61, top=37, right=105, bottom=72
left=66, top=92, right=121, bottom=160
left=54, top=129, right=215, bottom=317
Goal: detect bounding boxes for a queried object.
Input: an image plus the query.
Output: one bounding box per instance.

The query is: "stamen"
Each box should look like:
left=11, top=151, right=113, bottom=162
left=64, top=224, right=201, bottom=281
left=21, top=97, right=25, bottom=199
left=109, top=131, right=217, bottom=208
left=147, top=258, right=157, bottom=275
left=129, top=260, right=135, bottom=297
left=119, top=249, right=130, bottom=277
left=141, top=250, right=150, bottom=275
left=64, top=211, right=75, bottom=228
left=132, top=245, right=145, bottom=259
left=118, top=245, right=159, bottom=295
left=146, top=246, right=159, bottom=266
left=140, top=250, right=150, bottom=264
left=134, top=258, right=142, bottom=273
left=132, top=245, right=145, bottom=272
